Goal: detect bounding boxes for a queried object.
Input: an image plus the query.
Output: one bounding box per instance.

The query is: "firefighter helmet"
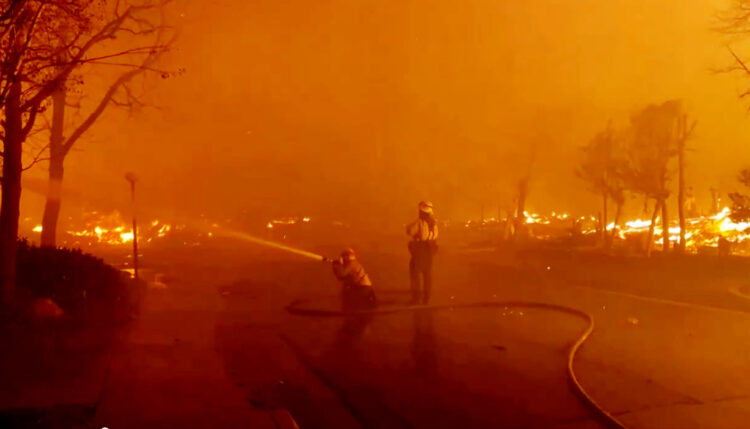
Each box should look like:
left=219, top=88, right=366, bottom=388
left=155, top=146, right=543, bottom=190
left=418, top=201, right=434, bottom=214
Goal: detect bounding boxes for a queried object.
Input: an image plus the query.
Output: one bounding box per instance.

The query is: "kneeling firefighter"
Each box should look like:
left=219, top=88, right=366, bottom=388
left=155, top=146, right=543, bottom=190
left=323, top=248, right=377, bottom=311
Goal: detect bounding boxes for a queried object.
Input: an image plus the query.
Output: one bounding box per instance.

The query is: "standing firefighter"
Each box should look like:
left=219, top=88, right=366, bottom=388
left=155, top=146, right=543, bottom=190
left=323, top=248, right=376, bottom=311
left=407, top=201, right=438, bottom=304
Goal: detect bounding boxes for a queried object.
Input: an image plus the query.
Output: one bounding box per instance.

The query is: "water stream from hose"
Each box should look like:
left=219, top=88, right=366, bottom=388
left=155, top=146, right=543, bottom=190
left=216, top=229, right=324, bottom=261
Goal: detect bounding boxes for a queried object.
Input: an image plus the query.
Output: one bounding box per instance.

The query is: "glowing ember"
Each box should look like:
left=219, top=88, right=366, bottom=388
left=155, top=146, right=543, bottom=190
left=156, top=224, right=171, bottom=237
left=266, top=216, right=317, bottom=227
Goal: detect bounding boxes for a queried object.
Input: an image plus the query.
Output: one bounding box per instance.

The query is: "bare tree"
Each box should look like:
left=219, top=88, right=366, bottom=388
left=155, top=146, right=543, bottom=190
left=729, top=169, right=750, bottom=221
left=0, top=0, right=171, bottom=300
left=576, top=122, right=626, bottom=248
left=609, top=186, right=625, bottom=247
left=512, top=142, right=536, bottom=242
left=675, top=114, right=697, bottom=253
left=623, top=100, right=684, bottom=256
left=40, top=13, right=175, bottom=247
left=715, top=1, right=750, bottom=100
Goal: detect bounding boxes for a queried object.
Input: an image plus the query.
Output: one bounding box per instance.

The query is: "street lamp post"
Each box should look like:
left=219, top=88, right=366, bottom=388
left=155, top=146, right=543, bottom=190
left=125, top=172, right=139, bottom=280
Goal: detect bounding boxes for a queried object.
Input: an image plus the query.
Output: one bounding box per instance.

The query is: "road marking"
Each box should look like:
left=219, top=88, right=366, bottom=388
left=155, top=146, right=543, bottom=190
left=581, top=286, right=743, bottom=313
left=571, top=284, right=750, bottom=316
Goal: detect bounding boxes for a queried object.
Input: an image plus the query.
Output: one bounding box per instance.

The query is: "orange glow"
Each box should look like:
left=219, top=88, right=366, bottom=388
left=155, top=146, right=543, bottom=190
left=502, top=206, right=750, bottom=254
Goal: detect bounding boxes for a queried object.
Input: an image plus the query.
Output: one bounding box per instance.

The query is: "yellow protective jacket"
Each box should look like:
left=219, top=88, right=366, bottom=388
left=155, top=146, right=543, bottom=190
left=406, top=218, right=439, bottom=241
left=332, top=259, right=372, bottom=288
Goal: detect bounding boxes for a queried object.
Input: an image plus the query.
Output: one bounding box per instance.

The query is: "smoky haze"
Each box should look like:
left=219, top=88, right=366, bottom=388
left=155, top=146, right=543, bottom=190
left=20, top=0, right=750, bottom=230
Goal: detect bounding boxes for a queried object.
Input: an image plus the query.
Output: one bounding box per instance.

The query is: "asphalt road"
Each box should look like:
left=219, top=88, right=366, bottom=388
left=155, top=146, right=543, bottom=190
left=122, top=242, right=750, bottom=429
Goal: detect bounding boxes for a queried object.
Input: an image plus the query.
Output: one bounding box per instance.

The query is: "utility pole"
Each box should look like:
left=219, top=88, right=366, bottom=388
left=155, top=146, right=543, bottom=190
left=125, top=173, right=139, bottom=280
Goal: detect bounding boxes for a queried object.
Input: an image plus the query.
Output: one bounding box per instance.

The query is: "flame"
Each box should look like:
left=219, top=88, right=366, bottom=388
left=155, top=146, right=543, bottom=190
left=464, top=206, right=750, bottom=255
left=624, top=219, right=652, bottom=229
left=58, top=210, right=178, bottom=247
left=156, top=224, right=171, bottom=237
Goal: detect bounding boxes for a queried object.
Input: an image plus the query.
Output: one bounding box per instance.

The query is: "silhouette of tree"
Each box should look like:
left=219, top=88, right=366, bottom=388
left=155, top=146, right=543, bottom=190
left=40, top=3, right=177, bottom=247
left=715, top=1, right=750, bottom=107
left=622, top=100, right=684, bottom=256
left=0, top=0, right=172, bottom=300
left=729, top=169, right=750, bottom=222
left=576, top=122, right=626, bottom=248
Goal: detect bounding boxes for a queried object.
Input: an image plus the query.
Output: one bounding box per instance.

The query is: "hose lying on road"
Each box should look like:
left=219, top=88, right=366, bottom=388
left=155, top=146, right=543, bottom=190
left=286, top=299, right=627, bottom=429
left=729, top=285, right=750, bottom=301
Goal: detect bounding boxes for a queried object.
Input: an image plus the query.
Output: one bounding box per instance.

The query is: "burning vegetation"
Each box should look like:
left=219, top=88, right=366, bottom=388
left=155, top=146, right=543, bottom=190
left=464, top=206, right=750, bottom=255
left=25, top=202, right=750, bottom=259
left=23, top=210, right=187, bottom=250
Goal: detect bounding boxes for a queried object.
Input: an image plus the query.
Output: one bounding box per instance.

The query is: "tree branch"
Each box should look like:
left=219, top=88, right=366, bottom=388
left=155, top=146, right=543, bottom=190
left=61, top=33, right=174, bottom=156
left=20, top=104, right=40, bottom=140
left=20, top=5, right=134, bottom=111
left=23, top=45, right=170, bottom=75
left=22, top=143, right=49, bottom=171
left=728, top=45, right=750, bottom=76
left=10, top=2, right=48, bottom=81
left=85, top=59, right=170, bottom=74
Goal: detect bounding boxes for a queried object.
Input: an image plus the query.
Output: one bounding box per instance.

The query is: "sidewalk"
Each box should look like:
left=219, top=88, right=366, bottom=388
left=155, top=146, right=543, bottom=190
left=0, top=320, right=116, bottom=428
left=90, top=282, right=280, bottom=429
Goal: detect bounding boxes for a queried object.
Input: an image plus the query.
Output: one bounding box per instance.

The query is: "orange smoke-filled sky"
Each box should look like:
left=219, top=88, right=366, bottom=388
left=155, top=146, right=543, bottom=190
left=21, top=0, right=750, bottom=226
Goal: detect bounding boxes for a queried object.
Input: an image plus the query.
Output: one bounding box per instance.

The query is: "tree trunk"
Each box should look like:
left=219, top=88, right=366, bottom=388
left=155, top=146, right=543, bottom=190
left=502, top=210, right=512, bottom=241
left=713, top=189, right=719, bottom=214
left=608, top=202, right=622, bottom=251
left=41, top=87, right=66, bottom=247
left=0, top=80, right=24, bottom=301
left=513, top=178, right=528, bottom=241
left=601, top=192, right=608, bottom=243
left=677, top=140, right=686, bottom=254
left=661, top=198, right=670, bottom=253
left=645, top=199, right=660, bottom=257
left=41, top=157, right=64, bottom=247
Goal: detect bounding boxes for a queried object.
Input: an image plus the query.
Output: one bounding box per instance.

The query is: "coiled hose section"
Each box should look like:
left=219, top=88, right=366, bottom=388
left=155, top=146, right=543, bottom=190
left=286, top=299, right=627, bottom=429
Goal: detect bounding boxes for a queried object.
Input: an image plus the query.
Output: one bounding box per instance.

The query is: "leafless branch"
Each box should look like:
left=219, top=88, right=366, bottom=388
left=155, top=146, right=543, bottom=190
left=688, top=120, right=697, bottom=138
left=20, top=5, right=134, bottom=111
left=21, top=143, right=48, bottom=171
left=61, top=33, right=176, bottom=155
left=86, top=56, right=172, bottom=71
left=20, top=104, right=39, bottom=139
left=23, top=45, right=170, bottom=75
left=728, top=45, right=750, bottom=76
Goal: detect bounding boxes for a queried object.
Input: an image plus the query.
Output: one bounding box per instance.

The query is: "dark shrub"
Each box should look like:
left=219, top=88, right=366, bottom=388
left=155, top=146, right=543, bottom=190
left=15, top=239, right=144, bottom=323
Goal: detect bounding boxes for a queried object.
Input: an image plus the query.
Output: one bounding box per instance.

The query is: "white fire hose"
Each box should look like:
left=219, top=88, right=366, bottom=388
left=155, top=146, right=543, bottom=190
left=285, top=299, right=627, bottom=429
left=214, top=232, right=626, bottom=427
